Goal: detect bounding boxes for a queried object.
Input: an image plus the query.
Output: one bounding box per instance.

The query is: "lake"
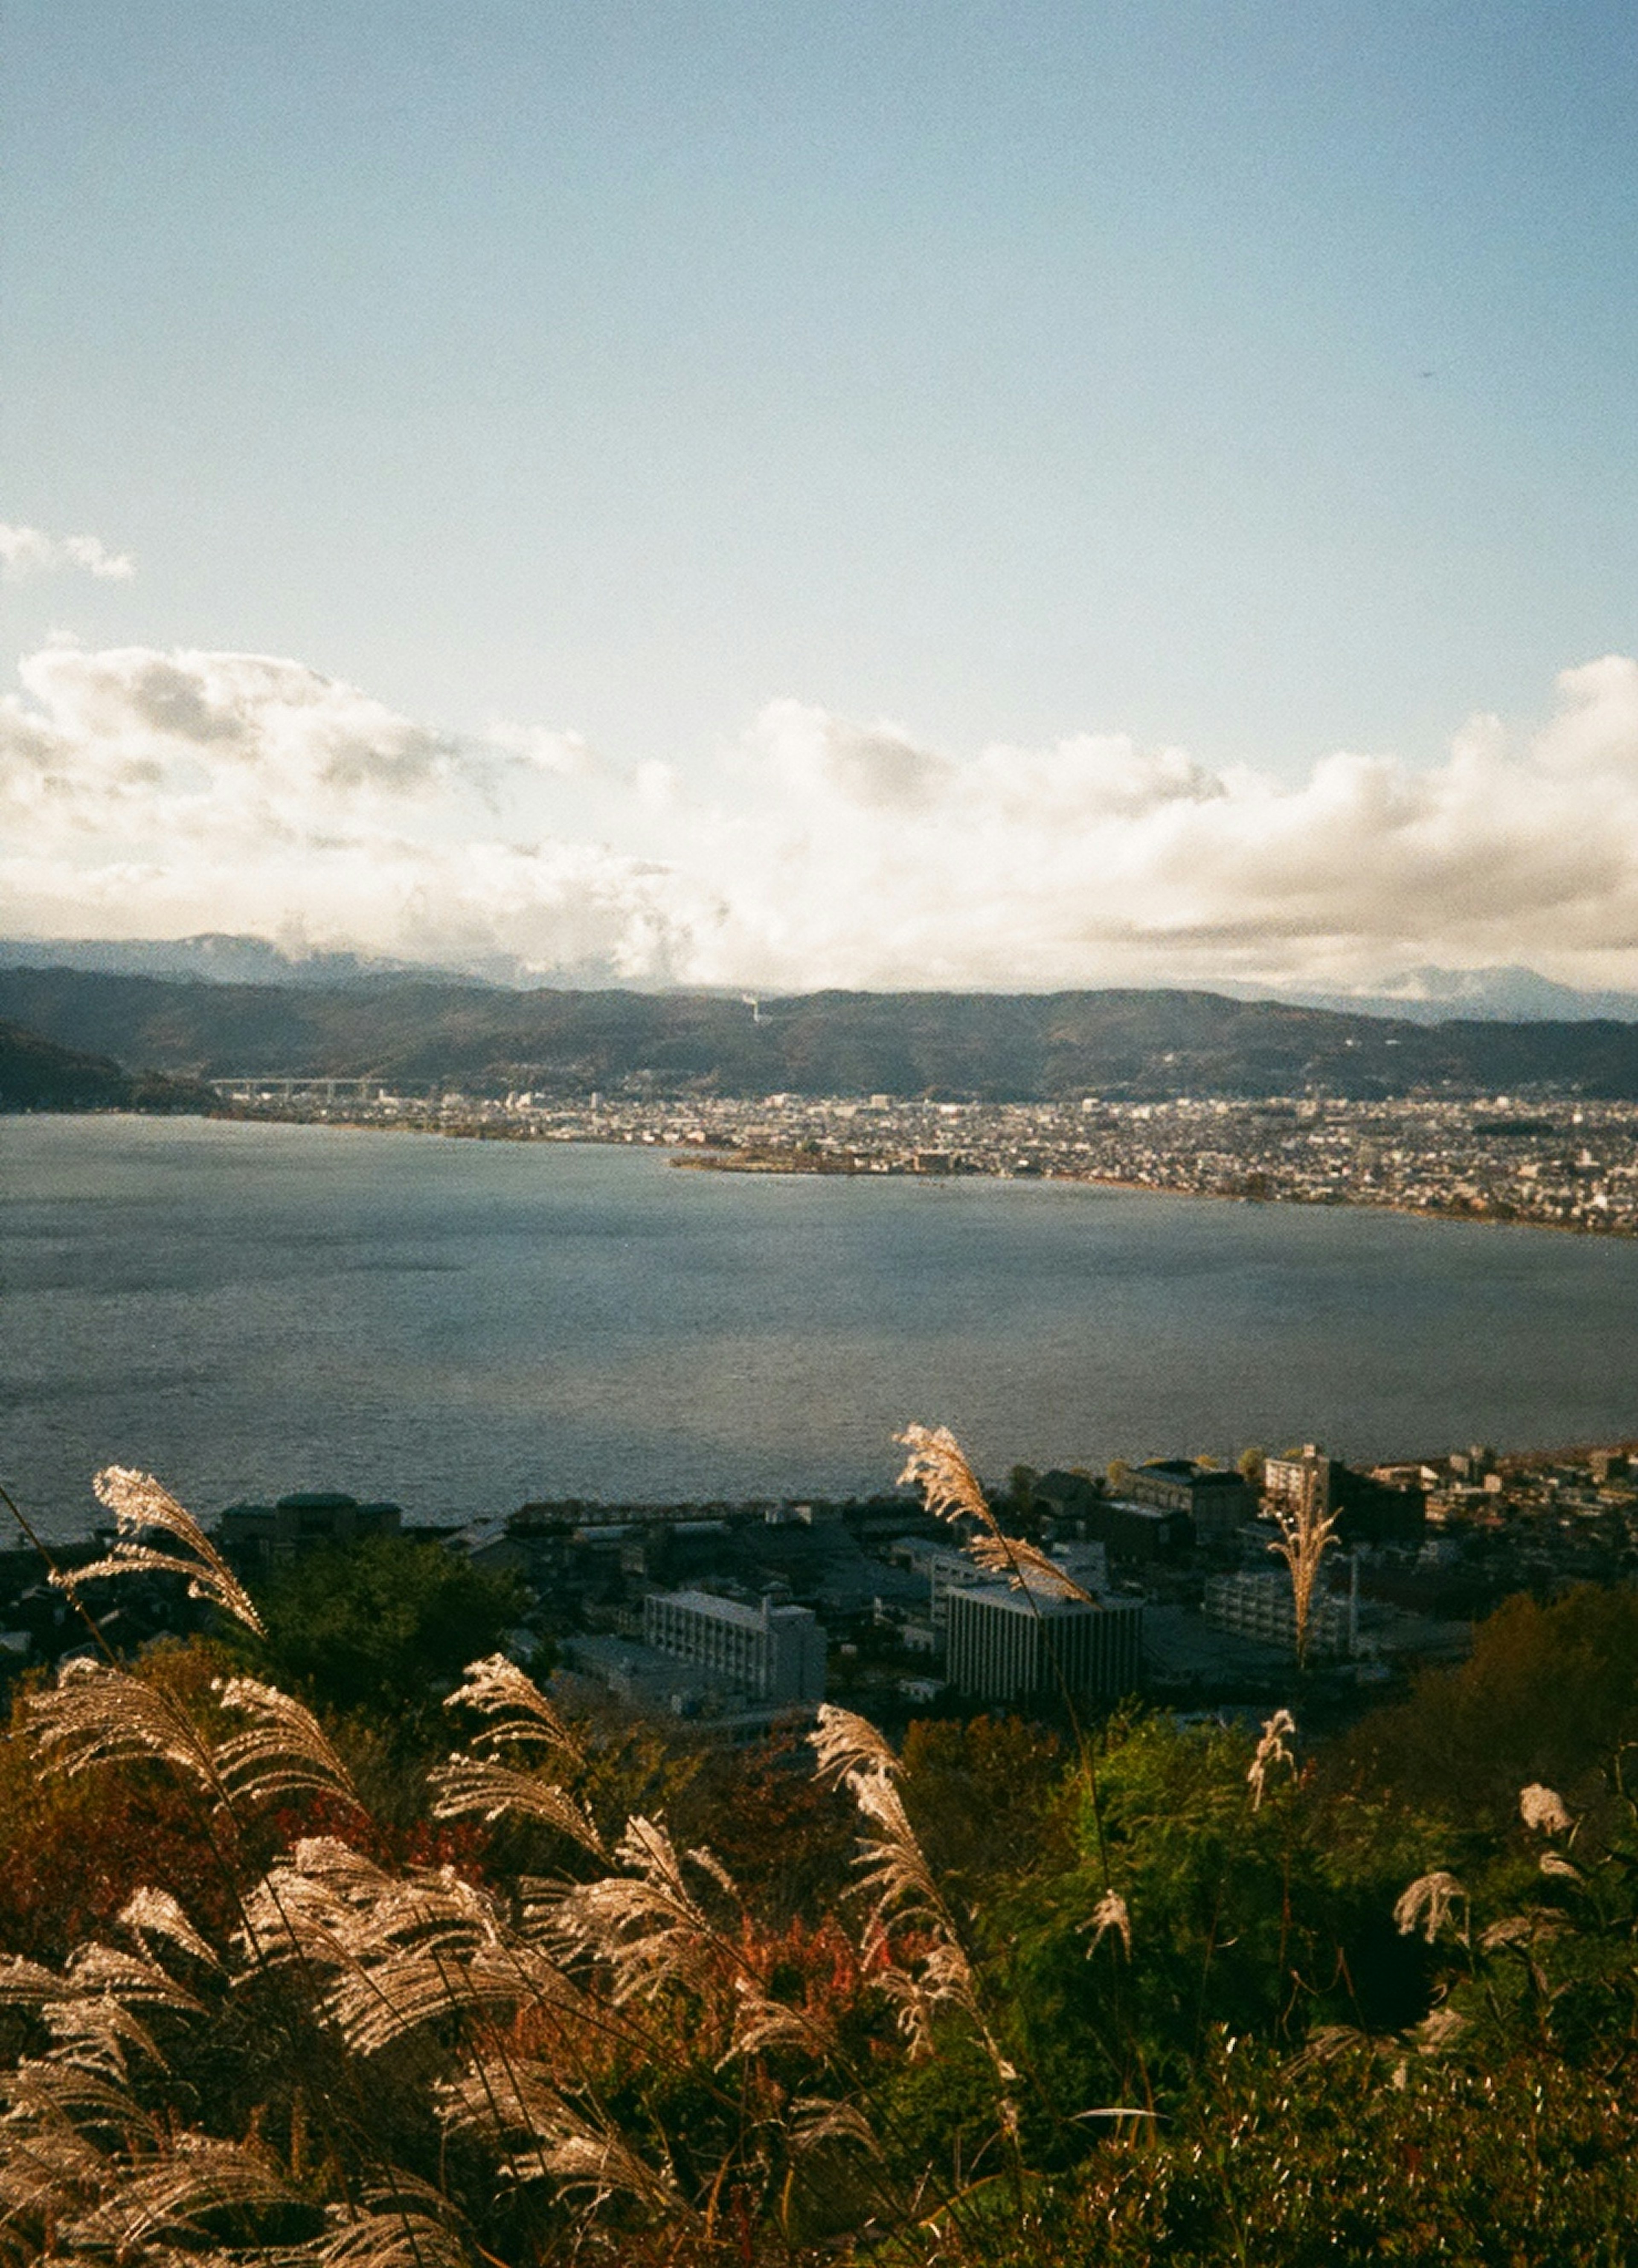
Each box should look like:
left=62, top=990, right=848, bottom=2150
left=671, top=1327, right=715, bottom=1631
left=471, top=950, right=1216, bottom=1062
left=3, top=1114, right=1637, bottom=1539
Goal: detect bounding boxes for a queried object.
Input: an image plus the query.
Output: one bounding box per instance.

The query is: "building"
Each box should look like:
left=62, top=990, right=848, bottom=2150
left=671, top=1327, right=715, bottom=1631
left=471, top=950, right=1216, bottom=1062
left=1263, top=1446, right=1425, bottom=1548
left=216, top=1492, right=402, bottom=1571
left=1125, top=1460, right=1255, bottom=1545
left=1263, top=1446, right=1335, bottom=1514
left=1202, top=1567, right=1356, bottom=1659
left=643, top=1586, right=827, bottom=1706
left=945, top=1584, right=1144, bottom=1704
left=1085, top=1500, right=1191, bottom=1563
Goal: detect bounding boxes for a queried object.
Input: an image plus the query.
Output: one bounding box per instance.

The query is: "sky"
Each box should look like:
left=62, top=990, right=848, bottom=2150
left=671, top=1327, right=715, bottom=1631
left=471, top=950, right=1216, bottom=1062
left=5, top=1, right=1638, bottom=994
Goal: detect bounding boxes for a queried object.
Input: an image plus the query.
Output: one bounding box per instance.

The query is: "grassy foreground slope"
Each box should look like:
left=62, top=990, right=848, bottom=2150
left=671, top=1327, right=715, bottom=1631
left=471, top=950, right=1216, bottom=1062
left=2, top=1458, right=1638, bottom=2264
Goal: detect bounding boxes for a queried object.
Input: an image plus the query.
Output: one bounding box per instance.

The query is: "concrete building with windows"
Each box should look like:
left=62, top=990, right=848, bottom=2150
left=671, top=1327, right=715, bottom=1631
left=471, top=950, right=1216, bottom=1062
left=217, top=1492, right=402, bottom=1571
left=944, top=1584, right=1143, bottom=1704
left=643, top=1586, right=827, bottom=1706
left=1202, top=1567, right=1357, bottom=1659
left=1125, top=1459, right=1256, bottom=1546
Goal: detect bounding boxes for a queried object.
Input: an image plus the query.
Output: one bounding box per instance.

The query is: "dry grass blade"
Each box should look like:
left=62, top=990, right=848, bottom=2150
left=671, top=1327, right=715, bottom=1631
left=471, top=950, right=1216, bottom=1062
left=445, top=1654, right=582, bottom=1762
left=895, top=1426, right=993, bottom=1528
left=27, top=1658, right=217, bottom=1790
left=64, top=2130, right=301, bottom=2248
left=787, top=2096, right=882, bottom=2158
left=66, top=1467, right=266, bottom=1637
left=810, top=1703, right=902, bottom=1786
left=119, top=1888, right=221, bottom=1970
left=428, top=1753, right=605, bottom=1856
left=1264, top=1469, right=1339, bottom=1667
left=895, top=1425, right=1093, bottom=1602
left=212, top=1676, right=360, bottom=1809
left=1519, top=1783, right=1574, bottom=1836
left=539, top=1815, right=732, bottom=2005
left=1394, top=1870, right=1467, bottom=1944
left=1080, top=1889, right=1133, bottom=1959
left=1247, top=1708, right=1297, bottom=1810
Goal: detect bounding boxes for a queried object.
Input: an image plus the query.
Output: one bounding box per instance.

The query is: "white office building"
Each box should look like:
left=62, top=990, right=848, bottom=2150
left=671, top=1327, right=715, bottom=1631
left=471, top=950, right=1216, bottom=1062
left=643, top=1587, right=827, bottom=1706
left=945, top=1583, right=1143, bottom=1704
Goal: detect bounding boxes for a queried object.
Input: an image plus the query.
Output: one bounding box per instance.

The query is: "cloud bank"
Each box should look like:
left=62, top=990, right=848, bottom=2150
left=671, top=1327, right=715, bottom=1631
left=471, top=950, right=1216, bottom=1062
left=7, top=638, right=1638, bottom=995
left=0, top=525, right=135, bottom=583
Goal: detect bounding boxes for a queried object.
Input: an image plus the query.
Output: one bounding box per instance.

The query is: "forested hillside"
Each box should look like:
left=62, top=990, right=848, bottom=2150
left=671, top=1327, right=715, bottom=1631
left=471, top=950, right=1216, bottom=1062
left=6, top=964, right=1638, bottom=1097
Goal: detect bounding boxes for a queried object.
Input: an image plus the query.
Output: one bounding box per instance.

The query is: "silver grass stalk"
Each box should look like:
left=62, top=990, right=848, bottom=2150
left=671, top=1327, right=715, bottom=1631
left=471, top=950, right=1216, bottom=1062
left=317, top=2196, right=476, bottom=2268
left=27, top=1656, right=220, bottom=1791
left=1081, top=1889, right=1133, bottom=1959
left=63, top=1466, right=266, bottom=1637
left=1394, top=1869, right=1467, bottom=1944
left=895, top=1425, right=1095, bottom=1604
left=119, top=1887, right=222, bottom=1970
left=1246, top=1708, right=1298, bottom=1810
left=536, top=1815, right=735, bottom=2007
left=787, top=2095, right=883, bottom=2158
left=444, top=1652, right=583, bottom=1763
left=438, top=2057, right=688, bottom=2215
left=64, top=1941, right=207, bottom=2015
left=63, top=2130, right=302, bottom=2250
left=212, top=1676, right=361, bottom=1809
left=808, top=1712, right=989, bottom=2061
left=1264, top=1468, right=1338, bottom=1668
left=1519, top=1782, right=1574, bottom=1836
left=427, top=1753, right=606, bottom=1857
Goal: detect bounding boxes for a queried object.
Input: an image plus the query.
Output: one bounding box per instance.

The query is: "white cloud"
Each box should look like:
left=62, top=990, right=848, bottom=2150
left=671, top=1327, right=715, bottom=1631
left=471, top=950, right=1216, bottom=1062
left=0, top=523, right=135, bottom=583
left=8, top=640, right=1638, bottom=996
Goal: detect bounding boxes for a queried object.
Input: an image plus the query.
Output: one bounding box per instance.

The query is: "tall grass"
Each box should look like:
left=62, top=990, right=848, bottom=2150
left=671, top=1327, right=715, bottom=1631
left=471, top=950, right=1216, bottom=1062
left=0, top=1440, right=1632, bottom=2263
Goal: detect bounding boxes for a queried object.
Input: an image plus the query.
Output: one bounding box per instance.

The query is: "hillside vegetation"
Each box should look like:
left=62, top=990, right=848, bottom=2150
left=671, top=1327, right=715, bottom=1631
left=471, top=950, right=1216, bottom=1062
left=7, top=966, right=1638, bottom=1097
left=2, top=1439, right=1638, bottom=2263
left=0, top=1019, right=211, bottom=1113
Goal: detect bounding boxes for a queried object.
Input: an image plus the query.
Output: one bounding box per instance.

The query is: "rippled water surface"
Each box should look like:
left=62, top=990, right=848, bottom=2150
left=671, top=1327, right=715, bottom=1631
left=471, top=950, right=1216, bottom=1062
left=4, top=1114, right=1636, bottom=1537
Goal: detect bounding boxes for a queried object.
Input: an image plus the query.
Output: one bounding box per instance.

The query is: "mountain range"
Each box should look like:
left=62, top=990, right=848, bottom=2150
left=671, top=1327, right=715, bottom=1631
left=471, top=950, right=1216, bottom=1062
left=6, top=937, right=1638, bottom=1025
left=8, top=963, right=1638, bottom=1100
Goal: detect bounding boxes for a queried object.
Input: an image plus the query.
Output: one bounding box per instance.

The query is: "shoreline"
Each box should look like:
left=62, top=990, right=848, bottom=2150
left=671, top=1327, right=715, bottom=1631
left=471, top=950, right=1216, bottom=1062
left=16, top=1104, right=1630, bottom=1246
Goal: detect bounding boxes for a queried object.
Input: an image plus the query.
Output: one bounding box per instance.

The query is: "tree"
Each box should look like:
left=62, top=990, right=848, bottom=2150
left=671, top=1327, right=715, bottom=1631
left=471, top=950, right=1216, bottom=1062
left=1338, top=1583, right=1638, bottom=1824
left=242, top=1535, right=532, bottom=1732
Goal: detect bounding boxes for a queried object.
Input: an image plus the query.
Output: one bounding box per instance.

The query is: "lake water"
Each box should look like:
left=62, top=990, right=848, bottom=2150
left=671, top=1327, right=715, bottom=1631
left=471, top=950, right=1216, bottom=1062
left=3, top=1114, right=1637, bottom=1539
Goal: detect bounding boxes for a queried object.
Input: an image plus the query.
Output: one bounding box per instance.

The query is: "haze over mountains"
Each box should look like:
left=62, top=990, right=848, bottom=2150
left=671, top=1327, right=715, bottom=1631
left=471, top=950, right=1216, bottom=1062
left=9, top=958, right=1638, bottom=1103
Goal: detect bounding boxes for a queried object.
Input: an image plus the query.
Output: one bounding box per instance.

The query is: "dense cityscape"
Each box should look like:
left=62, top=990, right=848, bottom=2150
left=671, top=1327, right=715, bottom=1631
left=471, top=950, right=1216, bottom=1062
left=7, top=1430, right=1635, bottom=1738
left=217, top=1079, right=1638, bottom=1235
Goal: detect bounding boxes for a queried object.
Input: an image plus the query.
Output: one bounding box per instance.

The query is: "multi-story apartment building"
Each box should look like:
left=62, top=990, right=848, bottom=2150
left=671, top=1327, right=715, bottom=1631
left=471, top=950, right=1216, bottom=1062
left=1202, top=1567, right=1356, bottom=1659
left=944, top=1584, right=1143, bottom=1704
left=643, top=1586, right=827, bottom=1706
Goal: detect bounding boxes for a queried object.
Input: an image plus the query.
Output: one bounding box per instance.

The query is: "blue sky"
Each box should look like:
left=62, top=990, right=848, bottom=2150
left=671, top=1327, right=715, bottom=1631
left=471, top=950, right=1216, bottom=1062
left=5, top=3, right=1638, bottom=990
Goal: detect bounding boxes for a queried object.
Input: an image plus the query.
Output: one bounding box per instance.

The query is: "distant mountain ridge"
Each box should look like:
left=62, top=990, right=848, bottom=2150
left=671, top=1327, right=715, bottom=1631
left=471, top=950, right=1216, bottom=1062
left=7, top=938, right=1638, bottom=1025
left=8, top=966, right=1638, bottom=1099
